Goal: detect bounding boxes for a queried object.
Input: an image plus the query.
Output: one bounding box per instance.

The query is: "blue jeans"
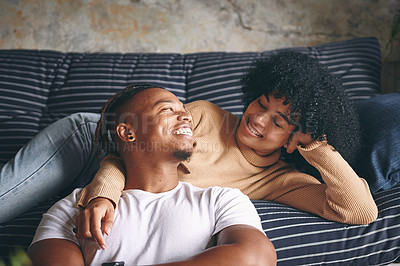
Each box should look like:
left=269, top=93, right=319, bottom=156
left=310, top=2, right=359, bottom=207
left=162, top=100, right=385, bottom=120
left=0, top=113, right=101, bottom=223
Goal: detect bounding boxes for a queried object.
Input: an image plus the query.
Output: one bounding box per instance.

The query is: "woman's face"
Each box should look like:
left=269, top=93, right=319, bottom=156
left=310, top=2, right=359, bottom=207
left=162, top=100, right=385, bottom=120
left=236, top=94, right=296, bottom=156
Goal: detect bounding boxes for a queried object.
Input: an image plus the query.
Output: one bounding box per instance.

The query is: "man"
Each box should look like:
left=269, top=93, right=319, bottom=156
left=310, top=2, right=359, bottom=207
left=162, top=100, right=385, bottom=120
left=27, top=85, right=276, bottom=266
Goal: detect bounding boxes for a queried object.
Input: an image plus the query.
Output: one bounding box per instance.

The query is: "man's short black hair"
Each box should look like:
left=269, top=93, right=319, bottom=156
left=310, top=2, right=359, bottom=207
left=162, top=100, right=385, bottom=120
left=94, top=83, right=161, bottom=157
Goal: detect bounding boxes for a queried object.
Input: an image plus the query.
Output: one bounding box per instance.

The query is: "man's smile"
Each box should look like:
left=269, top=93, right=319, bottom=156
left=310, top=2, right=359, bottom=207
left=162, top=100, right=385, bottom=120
left=172, top=126, right=193, bottom=136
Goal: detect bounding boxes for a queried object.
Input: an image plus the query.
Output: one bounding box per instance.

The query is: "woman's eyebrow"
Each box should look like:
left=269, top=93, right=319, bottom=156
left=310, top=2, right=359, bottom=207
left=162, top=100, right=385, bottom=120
left=277, top=111, right=290, bottom=125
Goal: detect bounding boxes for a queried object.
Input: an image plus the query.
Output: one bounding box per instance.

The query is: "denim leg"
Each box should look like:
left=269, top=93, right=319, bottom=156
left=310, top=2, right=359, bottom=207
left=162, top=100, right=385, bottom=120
left=0, top=113, right=101, bottom=223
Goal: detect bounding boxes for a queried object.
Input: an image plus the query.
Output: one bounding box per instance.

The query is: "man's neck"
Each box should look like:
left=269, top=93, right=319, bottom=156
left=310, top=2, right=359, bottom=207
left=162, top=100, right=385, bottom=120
left=123, top=154, right=180, bottom=193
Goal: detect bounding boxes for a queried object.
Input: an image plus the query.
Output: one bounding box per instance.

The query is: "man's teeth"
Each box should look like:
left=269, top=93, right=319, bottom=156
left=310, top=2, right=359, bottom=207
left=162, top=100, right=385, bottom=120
left=173, top=128, right=193, bottom=136
left=247, top=122, right=262, bottom=137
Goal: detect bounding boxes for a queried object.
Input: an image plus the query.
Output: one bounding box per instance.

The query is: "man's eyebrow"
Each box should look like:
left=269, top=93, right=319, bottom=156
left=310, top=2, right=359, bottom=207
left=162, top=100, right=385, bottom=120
left=277, top=111, right=290, bottom=124
left=154, top=99, right=177, bottom=106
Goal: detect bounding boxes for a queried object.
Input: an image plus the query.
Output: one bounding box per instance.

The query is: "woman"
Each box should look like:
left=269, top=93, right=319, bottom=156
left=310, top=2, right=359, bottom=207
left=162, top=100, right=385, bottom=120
left=74, top=51, right=377, bottom=246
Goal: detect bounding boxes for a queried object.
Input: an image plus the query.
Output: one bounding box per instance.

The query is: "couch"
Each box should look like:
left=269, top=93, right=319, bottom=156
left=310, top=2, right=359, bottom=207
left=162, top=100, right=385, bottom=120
left=1, top=37, right=400, bottom=265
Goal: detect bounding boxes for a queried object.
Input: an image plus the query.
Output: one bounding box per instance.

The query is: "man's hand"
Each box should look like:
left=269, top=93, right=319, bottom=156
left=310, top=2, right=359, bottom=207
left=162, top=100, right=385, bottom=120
left=75, top=197, right=115, bottom=250
left=285, top=132, right=314, bottom=154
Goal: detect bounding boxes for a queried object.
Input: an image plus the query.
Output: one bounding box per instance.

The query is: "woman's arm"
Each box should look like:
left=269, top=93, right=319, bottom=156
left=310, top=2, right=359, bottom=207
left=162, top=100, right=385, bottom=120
left=78, top=155, right=126, bottom=208
left=272, top=138, right=378, bottom=224
left=75, top=197, right=114, bottom=250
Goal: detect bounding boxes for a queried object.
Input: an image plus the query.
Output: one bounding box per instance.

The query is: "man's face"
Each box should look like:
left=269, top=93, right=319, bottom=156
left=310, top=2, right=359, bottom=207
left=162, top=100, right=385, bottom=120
left=236, top=94, right=296, bottom=156
left=120, top=88, right=194, bottom=161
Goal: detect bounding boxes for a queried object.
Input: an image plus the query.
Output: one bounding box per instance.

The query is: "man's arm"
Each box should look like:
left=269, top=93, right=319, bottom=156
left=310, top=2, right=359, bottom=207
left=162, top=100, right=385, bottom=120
left=28, top=239, right=85, bottom=266
left=157, top=224, right=276, bottom=266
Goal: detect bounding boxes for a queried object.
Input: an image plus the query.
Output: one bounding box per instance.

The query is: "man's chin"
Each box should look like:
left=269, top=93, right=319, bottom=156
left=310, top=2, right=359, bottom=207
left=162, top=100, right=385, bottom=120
left=173, top=149, right=193, bottom=161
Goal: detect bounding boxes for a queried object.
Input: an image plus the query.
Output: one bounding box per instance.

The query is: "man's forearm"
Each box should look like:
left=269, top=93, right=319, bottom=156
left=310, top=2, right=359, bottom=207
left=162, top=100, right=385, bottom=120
left=156, top=244, right=275, bottom=266
left=28, top=239, right=85, bottom=266
left=157, top=225, right=276, bottom=266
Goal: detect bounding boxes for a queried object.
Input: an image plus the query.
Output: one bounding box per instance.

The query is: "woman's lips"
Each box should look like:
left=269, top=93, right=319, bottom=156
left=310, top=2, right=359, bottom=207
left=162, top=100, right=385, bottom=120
left=245, top=117, right=263, bottom=138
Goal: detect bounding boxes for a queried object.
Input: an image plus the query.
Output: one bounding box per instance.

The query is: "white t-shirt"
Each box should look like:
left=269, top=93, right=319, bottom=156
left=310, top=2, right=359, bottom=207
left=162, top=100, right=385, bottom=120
left=31, top=182, right=264, bottom=266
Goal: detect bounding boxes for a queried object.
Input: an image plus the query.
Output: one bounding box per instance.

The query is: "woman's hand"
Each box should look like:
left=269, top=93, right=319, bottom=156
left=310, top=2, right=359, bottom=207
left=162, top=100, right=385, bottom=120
left=74, top=197, right=115, bottom=250
left=285, top=132, right=314, bottom=154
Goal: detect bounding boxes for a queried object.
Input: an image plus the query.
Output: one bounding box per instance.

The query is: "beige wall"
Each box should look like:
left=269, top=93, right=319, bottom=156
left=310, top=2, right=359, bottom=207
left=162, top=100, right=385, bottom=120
left=0, top=0, right=399, bottom=91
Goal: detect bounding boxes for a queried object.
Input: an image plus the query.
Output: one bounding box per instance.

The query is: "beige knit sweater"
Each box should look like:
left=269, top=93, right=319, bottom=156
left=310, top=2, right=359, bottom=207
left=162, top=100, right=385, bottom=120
left=79, top=100, right=378, bottom=224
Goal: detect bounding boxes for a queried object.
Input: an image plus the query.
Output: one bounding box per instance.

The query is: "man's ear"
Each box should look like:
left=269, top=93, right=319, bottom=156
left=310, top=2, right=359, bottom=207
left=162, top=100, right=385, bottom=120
left=116, top=123, right=136, bottom=143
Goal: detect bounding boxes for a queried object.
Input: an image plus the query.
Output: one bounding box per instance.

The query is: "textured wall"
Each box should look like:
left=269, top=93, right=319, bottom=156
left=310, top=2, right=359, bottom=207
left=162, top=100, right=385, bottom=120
left=0, top=0, right=398, bottom=58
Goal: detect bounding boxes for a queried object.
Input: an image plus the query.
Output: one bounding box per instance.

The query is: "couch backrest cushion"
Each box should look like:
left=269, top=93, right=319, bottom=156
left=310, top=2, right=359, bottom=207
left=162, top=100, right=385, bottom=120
left=0, top=37, right=382, bottom=164
left=0, top=50, right=63, bottom=163
left=186, top=37, right=382, bottom=116
left=41, top=53, right=189, bottom=126
left=355, top=93, right=400, bottom=192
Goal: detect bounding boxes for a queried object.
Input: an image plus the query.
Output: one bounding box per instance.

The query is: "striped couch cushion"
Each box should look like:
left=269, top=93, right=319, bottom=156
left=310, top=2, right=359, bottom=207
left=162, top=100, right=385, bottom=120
left=186, top=52, right=257, bottom=116
left=254, top=183, right=400, bottom=265
left=41, top=52, right=189, bottom=132
left=0, top=37, right=381, bottom=164
left=0, top=50, right=62, bottom=165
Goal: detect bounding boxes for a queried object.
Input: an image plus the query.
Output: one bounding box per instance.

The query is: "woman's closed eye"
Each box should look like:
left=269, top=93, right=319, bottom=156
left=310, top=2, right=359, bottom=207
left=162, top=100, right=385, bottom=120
left=272, top=117, right=283, bottom=128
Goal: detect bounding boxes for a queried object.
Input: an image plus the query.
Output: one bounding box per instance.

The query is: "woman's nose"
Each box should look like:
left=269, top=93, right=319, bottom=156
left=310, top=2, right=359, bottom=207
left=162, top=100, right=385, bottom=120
left=253, top=112, right=269, bottom=128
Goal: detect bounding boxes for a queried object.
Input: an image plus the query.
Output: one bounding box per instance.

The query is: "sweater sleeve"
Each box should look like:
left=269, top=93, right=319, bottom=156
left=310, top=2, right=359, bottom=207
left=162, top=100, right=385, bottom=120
left=77, top=155, right=126, bottom=208
left=271, top=140, right=378, bottom=225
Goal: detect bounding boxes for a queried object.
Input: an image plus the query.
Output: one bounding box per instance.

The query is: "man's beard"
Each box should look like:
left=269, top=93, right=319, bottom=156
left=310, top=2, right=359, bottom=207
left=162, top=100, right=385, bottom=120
left=173, top=149, right=193, bottom=161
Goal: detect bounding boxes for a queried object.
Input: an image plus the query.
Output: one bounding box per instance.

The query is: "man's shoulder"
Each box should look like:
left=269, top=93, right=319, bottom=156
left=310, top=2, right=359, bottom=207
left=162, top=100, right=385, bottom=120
left=31, top=189, right=81, bottom=248
left=180, top=182, right=246, bottom=201
left=44, top=188, right=82, bottom=217
left=183, top=183, right=263, bottom=236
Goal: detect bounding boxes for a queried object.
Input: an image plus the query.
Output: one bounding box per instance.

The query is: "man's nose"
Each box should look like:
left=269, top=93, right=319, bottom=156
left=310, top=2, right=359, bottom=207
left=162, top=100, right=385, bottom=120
left=178, top=111, right=192, bottom=123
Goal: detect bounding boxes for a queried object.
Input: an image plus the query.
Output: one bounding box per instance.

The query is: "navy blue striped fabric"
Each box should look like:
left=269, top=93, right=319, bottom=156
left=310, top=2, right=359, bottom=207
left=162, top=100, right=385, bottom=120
left=254, top=184, right=400, bottom=265
left=0, top=50, right=63, bottom=165
left=0, top=37, right=381, bottom=164
left=41, top=52, right=188, bottom=128
left=0, top=196, right=59, bottom=260
left=186, top=52, right=258, bottom=116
